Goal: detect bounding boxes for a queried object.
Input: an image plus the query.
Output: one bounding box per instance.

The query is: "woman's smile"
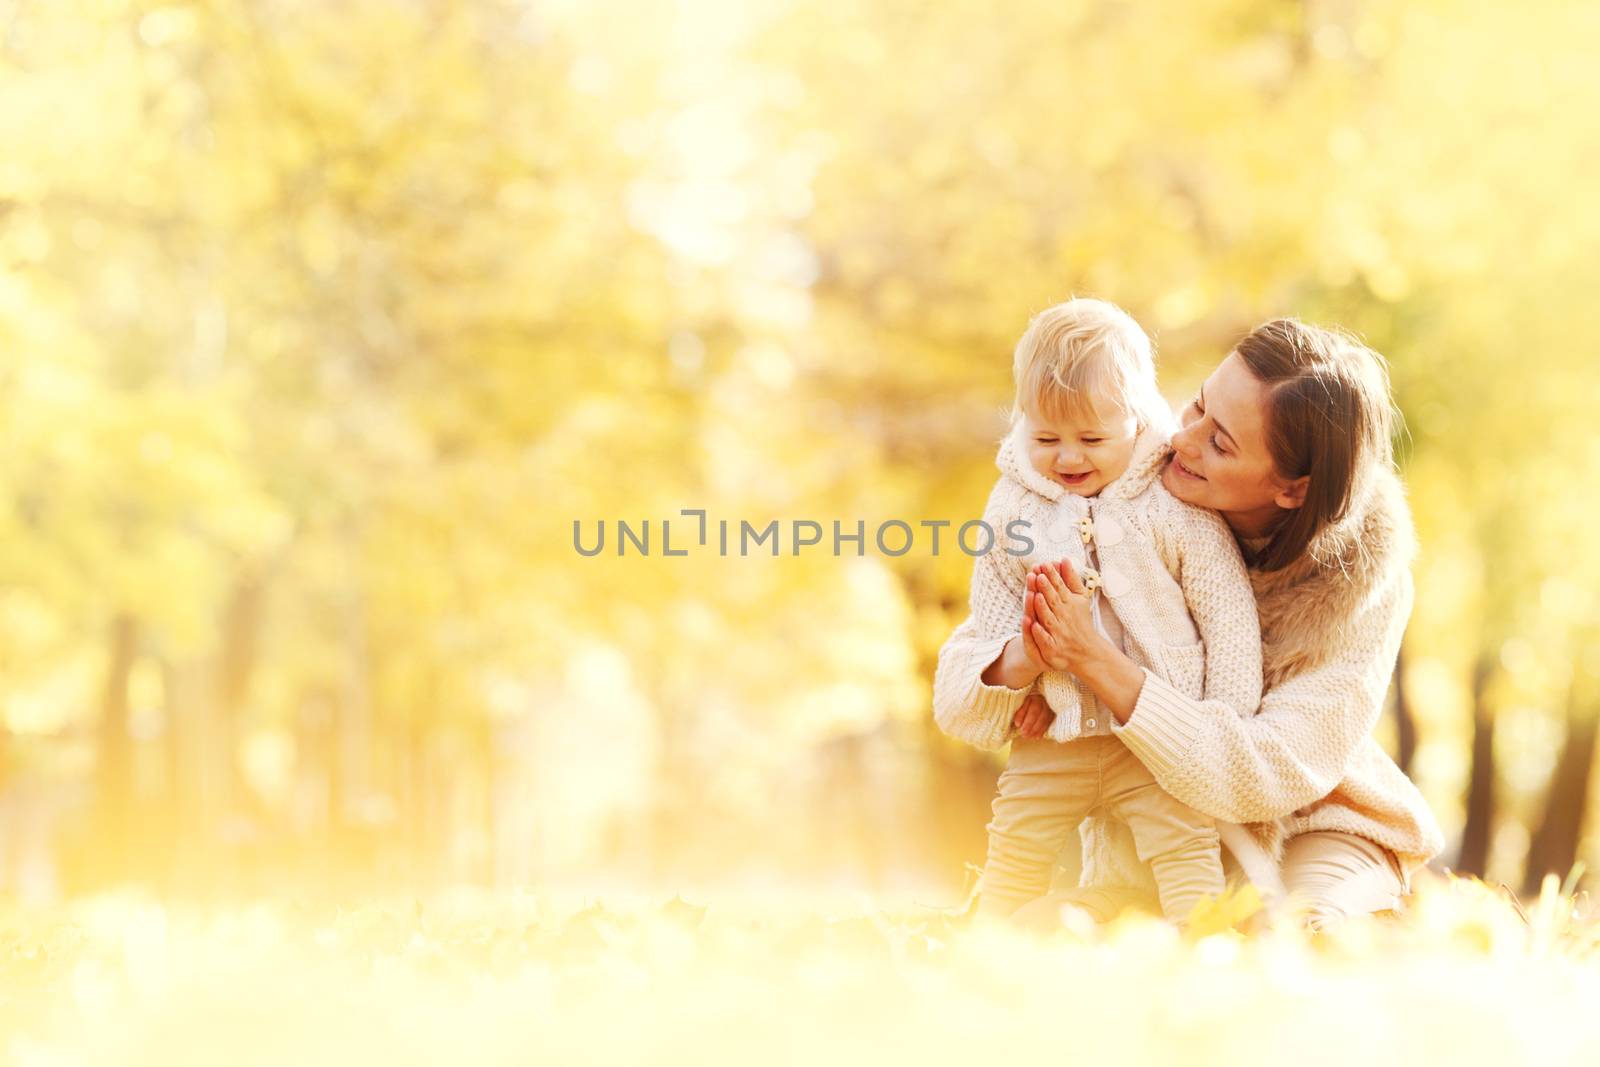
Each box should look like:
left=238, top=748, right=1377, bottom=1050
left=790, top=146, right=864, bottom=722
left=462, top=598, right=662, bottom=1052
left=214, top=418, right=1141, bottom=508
left=1170, top=455, right=1206, bottom=481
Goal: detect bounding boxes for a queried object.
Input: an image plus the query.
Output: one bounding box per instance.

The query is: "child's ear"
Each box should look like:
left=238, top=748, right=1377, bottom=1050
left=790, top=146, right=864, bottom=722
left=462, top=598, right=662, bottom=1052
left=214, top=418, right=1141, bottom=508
left=1274, top=475, right=1310, bottom=511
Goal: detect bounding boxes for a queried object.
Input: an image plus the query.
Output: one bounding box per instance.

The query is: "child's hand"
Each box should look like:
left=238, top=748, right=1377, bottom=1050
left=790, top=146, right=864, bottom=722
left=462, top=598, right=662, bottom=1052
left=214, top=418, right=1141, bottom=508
left=1011, top=693, right=1056, bottom=739
left=1019, top=581, right=1050, bottom=674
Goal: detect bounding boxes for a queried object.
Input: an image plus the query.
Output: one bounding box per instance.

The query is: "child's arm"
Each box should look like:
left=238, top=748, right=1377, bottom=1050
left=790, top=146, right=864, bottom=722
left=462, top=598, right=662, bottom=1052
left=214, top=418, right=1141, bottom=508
left=931, top=479, right=1040, bottom=751
left=1164, top=497, right=1264, bottom=718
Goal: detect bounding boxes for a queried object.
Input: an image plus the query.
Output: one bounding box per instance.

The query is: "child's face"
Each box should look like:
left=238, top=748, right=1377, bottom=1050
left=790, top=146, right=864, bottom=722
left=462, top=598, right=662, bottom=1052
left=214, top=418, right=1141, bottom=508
left=1023, top=401, right=1140, bottom=497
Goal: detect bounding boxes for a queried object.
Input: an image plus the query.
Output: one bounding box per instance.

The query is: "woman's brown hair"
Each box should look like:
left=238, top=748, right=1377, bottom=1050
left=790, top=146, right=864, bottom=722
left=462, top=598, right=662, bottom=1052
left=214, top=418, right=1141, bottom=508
left=1235, top=319, right=1398, bottom=572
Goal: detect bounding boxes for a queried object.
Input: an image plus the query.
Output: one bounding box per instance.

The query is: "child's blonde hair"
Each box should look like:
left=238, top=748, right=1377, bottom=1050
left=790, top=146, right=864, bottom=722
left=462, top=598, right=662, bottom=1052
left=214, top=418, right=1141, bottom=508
left=1010, top=298, right=1170, bottom=433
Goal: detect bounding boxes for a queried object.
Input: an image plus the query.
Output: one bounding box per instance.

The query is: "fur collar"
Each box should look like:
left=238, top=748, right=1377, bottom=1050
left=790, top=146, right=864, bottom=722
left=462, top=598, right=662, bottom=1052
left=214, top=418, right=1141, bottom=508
left=1248, top=465, right=1417, bottom=687
left=1228, top=464, right=1417, bottom=884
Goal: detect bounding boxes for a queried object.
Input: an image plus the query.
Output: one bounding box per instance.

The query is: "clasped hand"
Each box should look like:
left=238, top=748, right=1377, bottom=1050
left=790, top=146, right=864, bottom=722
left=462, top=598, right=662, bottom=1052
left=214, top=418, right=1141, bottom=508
left=1011, top=558, right=1098, bottom=740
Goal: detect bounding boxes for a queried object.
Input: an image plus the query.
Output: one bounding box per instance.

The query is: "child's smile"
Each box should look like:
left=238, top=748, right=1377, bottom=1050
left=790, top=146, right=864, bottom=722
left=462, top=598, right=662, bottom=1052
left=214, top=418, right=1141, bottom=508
left=1023, top=403, right=1139, bottom=498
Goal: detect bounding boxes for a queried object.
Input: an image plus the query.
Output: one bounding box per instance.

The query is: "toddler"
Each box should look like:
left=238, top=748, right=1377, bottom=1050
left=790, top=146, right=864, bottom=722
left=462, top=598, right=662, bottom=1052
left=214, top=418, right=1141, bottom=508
left=932, top=298, right=1263, bottom=924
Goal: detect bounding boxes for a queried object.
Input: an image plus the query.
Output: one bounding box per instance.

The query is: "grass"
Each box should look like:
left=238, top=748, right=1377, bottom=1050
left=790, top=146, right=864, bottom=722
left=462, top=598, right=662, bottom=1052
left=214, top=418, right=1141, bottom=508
left=1, top=876, right=1597, bottom=1066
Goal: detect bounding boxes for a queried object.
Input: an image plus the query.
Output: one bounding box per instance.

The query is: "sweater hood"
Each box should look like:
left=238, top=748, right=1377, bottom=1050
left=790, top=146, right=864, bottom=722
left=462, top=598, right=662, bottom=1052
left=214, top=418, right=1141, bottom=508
left=995, top=421, right=1171, bottom=503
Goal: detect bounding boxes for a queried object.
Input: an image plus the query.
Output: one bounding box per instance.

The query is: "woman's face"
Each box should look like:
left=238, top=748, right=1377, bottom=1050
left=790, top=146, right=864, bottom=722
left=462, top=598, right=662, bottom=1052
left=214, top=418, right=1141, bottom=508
left=1161, top=352, right=1306, bottom=537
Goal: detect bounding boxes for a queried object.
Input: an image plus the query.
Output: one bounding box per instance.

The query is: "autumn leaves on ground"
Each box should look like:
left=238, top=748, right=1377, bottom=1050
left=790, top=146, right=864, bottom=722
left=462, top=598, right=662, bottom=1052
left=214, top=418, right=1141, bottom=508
left=1, top=878, right=1598, bottom=1065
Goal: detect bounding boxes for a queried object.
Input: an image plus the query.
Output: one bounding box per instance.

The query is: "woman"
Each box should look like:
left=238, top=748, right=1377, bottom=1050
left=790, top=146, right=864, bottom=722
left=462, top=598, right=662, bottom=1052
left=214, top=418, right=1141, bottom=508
left=1003, top=318, right=1444, bottom=928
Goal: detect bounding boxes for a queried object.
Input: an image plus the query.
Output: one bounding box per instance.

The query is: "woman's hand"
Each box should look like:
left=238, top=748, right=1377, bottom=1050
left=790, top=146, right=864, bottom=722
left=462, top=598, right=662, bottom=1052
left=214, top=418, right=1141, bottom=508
left=1026, top=560, right=1098, bottom=670
left=1030, top=558, right=1148, bottom=725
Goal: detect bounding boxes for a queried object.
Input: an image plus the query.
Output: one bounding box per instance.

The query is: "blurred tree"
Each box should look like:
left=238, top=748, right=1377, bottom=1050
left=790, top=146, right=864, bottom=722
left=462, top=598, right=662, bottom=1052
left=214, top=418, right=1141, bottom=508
left=1, top=0, right=1598, bottom=897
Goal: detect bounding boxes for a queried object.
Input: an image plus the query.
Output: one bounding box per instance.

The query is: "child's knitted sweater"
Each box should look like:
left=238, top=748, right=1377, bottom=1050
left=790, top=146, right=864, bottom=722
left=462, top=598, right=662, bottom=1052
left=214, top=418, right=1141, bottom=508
left=932, top=424, right=1263, bottom=751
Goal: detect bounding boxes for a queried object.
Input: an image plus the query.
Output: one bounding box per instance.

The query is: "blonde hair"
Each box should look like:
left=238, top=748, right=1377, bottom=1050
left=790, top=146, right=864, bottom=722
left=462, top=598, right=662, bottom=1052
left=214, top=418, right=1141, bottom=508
left=1010, top=298, right=1169, bottom=433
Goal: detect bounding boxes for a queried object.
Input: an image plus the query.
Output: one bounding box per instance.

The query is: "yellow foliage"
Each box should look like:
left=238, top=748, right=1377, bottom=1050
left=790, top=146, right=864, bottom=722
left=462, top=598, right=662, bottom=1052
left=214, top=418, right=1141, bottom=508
left=0, top=880, right=1597, bottom=1064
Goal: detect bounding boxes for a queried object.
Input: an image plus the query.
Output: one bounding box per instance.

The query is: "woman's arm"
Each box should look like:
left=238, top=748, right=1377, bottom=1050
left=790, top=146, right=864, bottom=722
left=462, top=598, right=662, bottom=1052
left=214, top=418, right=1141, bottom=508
left=1035, top=559, right=1413, bottom=825
left=1165, top=500, right=1263, bottom=717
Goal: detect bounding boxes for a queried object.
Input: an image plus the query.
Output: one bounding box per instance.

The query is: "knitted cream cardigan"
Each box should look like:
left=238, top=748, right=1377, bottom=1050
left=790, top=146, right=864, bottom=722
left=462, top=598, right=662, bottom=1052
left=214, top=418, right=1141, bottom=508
left=1080, top=458, right=1448, bottom=892
left=932, top=423, right=1262, bottom=749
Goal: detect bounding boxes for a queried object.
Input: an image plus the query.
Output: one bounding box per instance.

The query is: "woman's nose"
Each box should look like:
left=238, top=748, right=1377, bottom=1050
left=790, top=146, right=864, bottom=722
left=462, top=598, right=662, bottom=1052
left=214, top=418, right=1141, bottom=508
left=1171, top=424, right=1201, bottom=459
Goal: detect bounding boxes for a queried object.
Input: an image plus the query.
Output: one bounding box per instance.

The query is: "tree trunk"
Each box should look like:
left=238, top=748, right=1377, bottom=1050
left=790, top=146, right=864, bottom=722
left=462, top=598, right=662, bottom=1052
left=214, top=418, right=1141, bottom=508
left=331, top=561, right=375, bottom=891
left=215, top=574, right=265, bottom=816
left=334, top=583, right=372, bottom=832
left=1393, top=644, right=1417, bottom=776
left=1523, top=679, right=1597, bottom=893
left=402, top=674, right=431, bottom=883
left=295, top=684, right=337, bottom=889
left=162, top=657, right=227, bottom=897
left=1456, top=653, right=1497, bottom=877
left=95, top=613, right=139, bottom=883
left=152, top=657, right=183, bottom=894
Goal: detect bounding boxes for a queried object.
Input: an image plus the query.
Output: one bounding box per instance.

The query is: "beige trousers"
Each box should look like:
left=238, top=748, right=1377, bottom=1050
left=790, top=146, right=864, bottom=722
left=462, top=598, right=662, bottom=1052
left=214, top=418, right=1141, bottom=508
left=977, top=735, right=1223, bottom=924
left=1008, top=828, right=1408, bottom=932
left=1280, top=830, right=1408, bottom=928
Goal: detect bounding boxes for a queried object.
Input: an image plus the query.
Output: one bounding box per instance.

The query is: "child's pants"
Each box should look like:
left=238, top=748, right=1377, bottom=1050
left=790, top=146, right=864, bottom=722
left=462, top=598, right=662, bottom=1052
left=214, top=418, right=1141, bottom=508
left=977, top=735, right=1223, bottom=924
left=1006, top=829, right=1409, bottom=933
